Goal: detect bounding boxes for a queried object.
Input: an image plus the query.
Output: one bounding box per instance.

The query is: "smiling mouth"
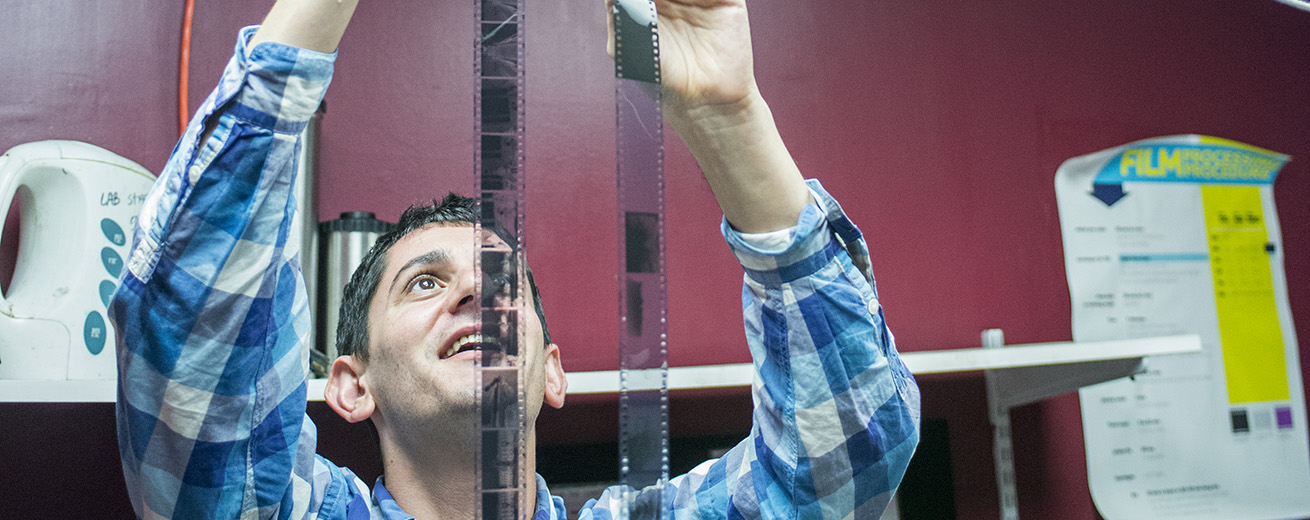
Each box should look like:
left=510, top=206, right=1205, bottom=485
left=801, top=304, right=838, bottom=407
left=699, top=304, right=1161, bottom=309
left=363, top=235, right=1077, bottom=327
left=442, top=333, right=507, bottom=359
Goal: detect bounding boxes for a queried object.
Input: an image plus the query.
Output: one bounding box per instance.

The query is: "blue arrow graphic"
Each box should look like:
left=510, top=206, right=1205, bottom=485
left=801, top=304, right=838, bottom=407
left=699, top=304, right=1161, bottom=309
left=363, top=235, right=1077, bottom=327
left=1091, top=182, right=1127, bottom=207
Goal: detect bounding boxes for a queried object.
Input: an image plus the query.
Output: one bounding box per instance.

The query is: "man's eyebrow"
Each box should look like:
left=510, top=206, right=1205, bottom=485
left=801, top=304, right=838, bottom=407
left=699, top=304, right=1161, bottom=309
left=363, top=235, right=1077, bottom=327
left=390, top=249, right=454, bottom=289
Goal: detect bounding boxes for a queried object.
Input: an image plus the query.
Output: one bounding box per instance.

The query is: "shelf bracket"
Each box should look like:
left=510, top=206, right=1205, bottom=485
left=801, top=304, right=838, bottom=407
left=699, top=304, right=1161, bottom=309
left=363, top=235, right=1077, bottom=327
left=982, top=328, right=1154, bottom=520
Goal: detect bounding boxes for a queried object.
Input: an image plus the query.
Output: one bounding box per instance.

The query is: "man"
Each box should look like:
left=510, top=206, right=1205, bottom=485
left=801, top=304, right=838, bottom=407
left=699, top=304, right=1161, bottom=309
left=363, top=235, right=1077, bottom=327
left=111, top=0, right=921, bottom=518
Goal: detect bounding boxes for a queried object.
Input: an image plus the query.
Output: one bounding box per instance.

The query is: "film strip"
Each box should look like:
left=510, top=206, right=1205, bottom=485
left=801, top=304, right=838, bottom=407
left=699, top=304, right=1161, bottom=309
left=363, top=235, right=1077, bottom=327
left=474, top=0, right=528, bottom=519
left=613, top=0, right=670, bottom=510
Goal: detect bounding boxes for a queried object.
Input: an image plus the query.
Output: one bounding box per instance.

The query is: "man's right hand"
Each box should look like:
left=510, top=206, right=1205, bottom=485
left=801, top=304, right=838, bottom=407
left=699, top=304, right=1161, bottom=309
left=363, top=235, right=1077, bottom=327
left=607, top=0, right=813, bottom=234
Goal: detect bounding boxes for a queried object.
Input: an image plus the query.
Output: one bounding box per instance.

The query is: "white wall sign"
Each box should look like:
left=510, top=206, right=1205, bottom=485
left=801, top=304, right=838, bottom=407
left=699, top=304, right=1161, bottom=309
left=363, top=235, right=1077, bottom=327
left=1056, top=135, right=1310, bottom=520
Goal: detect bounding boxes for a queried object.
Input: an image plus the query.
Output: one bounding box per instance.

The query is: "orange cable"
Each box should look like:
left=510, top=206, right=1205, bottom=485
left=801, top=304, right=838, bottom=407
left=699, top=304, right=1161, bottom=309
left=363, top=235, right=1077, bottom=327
left=179, top=0, right=196, bottom=136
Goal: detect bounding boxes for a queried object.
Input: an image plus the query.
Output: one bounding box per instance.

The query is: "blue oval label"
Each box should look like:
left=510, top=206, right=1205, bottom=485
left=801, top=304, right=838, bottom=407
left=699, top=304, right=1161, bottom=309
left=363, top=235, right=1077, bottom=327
left=100, top=218, right=126, bottom=246
left=99, top=280, right=117, bottom=307
left=84, top=311, right=107, bottom=355
left=101, top=247, right=123, bottom=278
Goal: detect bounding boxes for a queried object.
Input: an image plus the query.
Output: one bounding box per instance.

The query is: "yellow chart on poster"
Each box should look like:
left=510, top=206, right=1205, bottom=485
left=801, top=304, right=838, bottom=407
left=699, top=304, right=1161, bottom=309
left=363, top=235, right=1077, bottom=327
left=1201, top=186, right=1289, bottom=404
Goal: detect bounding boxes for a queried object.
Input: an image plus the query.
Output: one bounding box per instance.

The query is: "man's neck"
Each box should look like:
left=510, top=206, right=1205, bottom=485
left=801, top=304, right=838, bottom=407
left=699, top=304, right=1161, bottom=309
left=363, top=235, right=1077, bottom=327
left=380, top=428, right=539, bottom=520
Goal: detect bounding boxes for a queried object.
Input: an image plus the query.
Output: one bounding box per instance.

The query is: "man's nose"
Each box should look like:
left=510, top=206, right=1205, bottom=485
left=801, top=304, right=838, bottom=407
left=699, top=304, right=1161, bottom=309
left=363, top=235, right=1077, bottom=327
left=449, top=263, right=478, bottom=313
left=449, top=251, right=515, bottom=313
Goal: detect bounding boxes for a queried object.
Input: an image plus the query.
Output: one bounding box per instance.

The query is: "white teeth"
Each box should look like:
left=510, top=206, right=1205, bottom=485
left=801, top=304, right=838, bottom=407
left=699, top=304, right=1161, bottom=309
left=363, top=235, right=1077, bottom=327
left=444, top=333, right=483, bottom=358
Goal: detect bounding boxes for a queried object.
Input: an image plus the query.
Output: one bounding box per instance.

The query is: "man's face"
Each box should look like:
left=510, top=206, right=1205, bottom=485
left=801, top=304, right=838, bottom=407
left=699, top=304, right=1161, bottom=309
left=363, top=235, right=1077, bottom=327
left=360, top=223, right=563, bottom=442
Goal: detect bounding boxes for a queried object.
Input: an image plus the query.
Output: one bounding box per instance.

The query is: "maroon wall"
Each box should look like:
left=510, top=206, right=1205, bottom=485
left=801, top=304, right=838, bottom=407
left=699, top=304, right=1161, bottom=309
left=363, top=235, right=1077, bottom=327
left=2, top=1, right=1309, bottom=519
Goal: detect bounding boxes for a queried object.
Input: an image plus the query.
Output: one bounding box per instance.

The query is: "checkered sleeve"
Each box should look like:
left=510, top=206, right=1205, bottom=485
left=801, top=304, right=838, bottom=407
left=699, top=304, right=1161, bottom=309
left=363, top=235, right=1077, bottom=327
left=579, top=180, right=922, bottom=520
left=109, top=27, right=347, bottom=519
left=711, top=179, right=921, bottom=519
left=691, top=179, right=920, bottom=519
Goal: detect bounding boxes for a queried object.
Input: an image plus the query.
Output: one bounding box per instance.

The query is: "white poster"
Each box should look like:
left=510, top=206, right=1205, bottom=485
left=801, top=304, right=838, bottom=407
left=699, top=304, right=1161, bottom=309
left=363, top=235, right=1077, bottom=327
left=1055, top=135, right=1310, bottom=520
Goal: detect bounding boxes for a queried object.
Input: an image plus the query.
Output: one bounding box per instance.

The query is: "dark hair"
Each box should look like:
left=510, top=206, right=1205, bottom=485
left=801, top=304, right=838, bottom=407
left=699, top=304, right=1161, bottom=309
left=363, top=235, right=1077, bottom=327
left=335, top=193, right=551, bottom=361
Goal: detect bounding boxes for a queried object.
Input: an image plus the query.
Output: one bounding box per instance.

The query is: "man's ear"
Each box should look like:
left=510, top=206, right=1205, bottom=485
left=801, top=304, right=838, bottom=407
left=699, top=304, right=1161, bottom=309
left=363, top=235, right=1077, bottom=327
left=325, top=355, right=375, bottom=423
left=543, top=343, right=567, bottom=409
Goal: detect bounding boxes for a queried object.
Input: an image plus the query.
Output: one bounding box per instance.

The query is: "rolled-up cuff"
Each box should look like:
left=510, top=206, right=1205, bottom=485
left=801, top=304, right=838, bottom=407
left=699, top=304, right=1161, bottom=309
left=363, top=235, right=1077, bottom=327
left=722, top=183, right=836, bottom=285
left=228, top=26, right=336, bottom=134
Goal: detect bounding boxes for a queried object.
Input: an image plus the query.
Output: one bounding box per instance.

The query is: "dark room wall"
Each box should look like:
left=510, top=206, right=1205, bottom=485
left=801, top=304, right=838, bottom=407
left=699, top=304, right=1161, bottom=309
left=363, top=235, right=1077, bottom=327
left=2, top=1, right=1308, bottom=519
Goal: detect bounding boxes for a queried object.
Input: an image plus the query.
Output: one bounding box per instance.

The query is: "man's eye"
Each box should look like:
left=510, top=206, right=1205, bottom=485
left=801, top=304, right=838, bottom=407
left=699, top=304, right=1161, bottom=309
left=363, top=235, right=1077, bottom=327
left=410, top=276, right=440, bottom=292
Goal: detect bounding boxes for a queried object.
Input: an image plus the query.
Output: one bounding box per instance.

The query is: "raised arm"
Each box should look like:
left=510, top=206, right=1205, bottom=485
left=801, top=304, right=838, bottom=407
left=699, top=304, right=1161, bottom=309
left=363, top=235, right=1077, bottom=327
left=647, top=0, right=812, bottom=233
left=595, top=2, right=922, bottom=519
left=112, top=2, right=362, bottom=518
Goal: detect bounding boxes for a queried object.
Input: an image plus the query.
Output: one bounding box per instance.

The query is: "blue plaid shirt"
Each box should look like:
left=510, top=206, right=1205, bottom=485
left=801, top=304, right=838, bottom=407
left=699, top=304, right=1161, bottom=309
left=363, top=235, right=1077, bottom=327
left=112, top=28, right=920, bottom=520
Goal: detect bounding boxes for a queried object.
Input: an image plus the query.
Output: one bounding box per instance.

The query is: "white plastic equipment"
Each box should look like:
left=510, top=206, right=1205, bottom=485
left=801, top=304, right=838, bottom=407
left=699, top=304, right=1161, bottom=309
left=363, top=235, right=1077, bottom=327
left=0, top=140, right=156, bottom=380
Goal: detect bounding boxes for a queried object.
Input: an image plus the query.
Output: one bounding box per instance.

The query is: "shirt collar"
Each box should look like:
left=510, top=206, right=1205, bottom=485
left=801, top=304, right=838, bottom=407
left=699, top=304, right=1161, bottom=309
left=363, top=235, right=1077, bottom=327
left=373, top=474, right=566, bottom=520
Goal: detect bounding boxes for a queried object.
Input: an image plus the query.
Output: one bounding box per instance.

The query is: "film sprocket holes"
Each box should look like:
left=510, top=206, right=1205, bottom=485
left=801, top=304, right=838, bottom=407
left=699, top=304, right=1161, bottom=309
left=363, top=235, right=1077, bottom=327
left=474, top=0, right=528, bottom=519
left=471, top=1, right=672, bottom=517
left=613, top=0, right=671, bottom=509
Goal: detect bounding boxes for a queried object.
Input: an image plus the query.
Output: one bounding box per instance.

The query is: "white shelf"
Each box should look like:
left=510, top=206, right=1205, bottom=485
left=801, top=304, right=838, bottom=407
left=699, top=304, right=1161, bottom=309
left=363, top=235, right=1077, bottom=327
left=0, top=379, right=117, bottom=403
left=0, top=335, right=1201, bottom=402
left=564, top=334, right=1200, bottom=394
